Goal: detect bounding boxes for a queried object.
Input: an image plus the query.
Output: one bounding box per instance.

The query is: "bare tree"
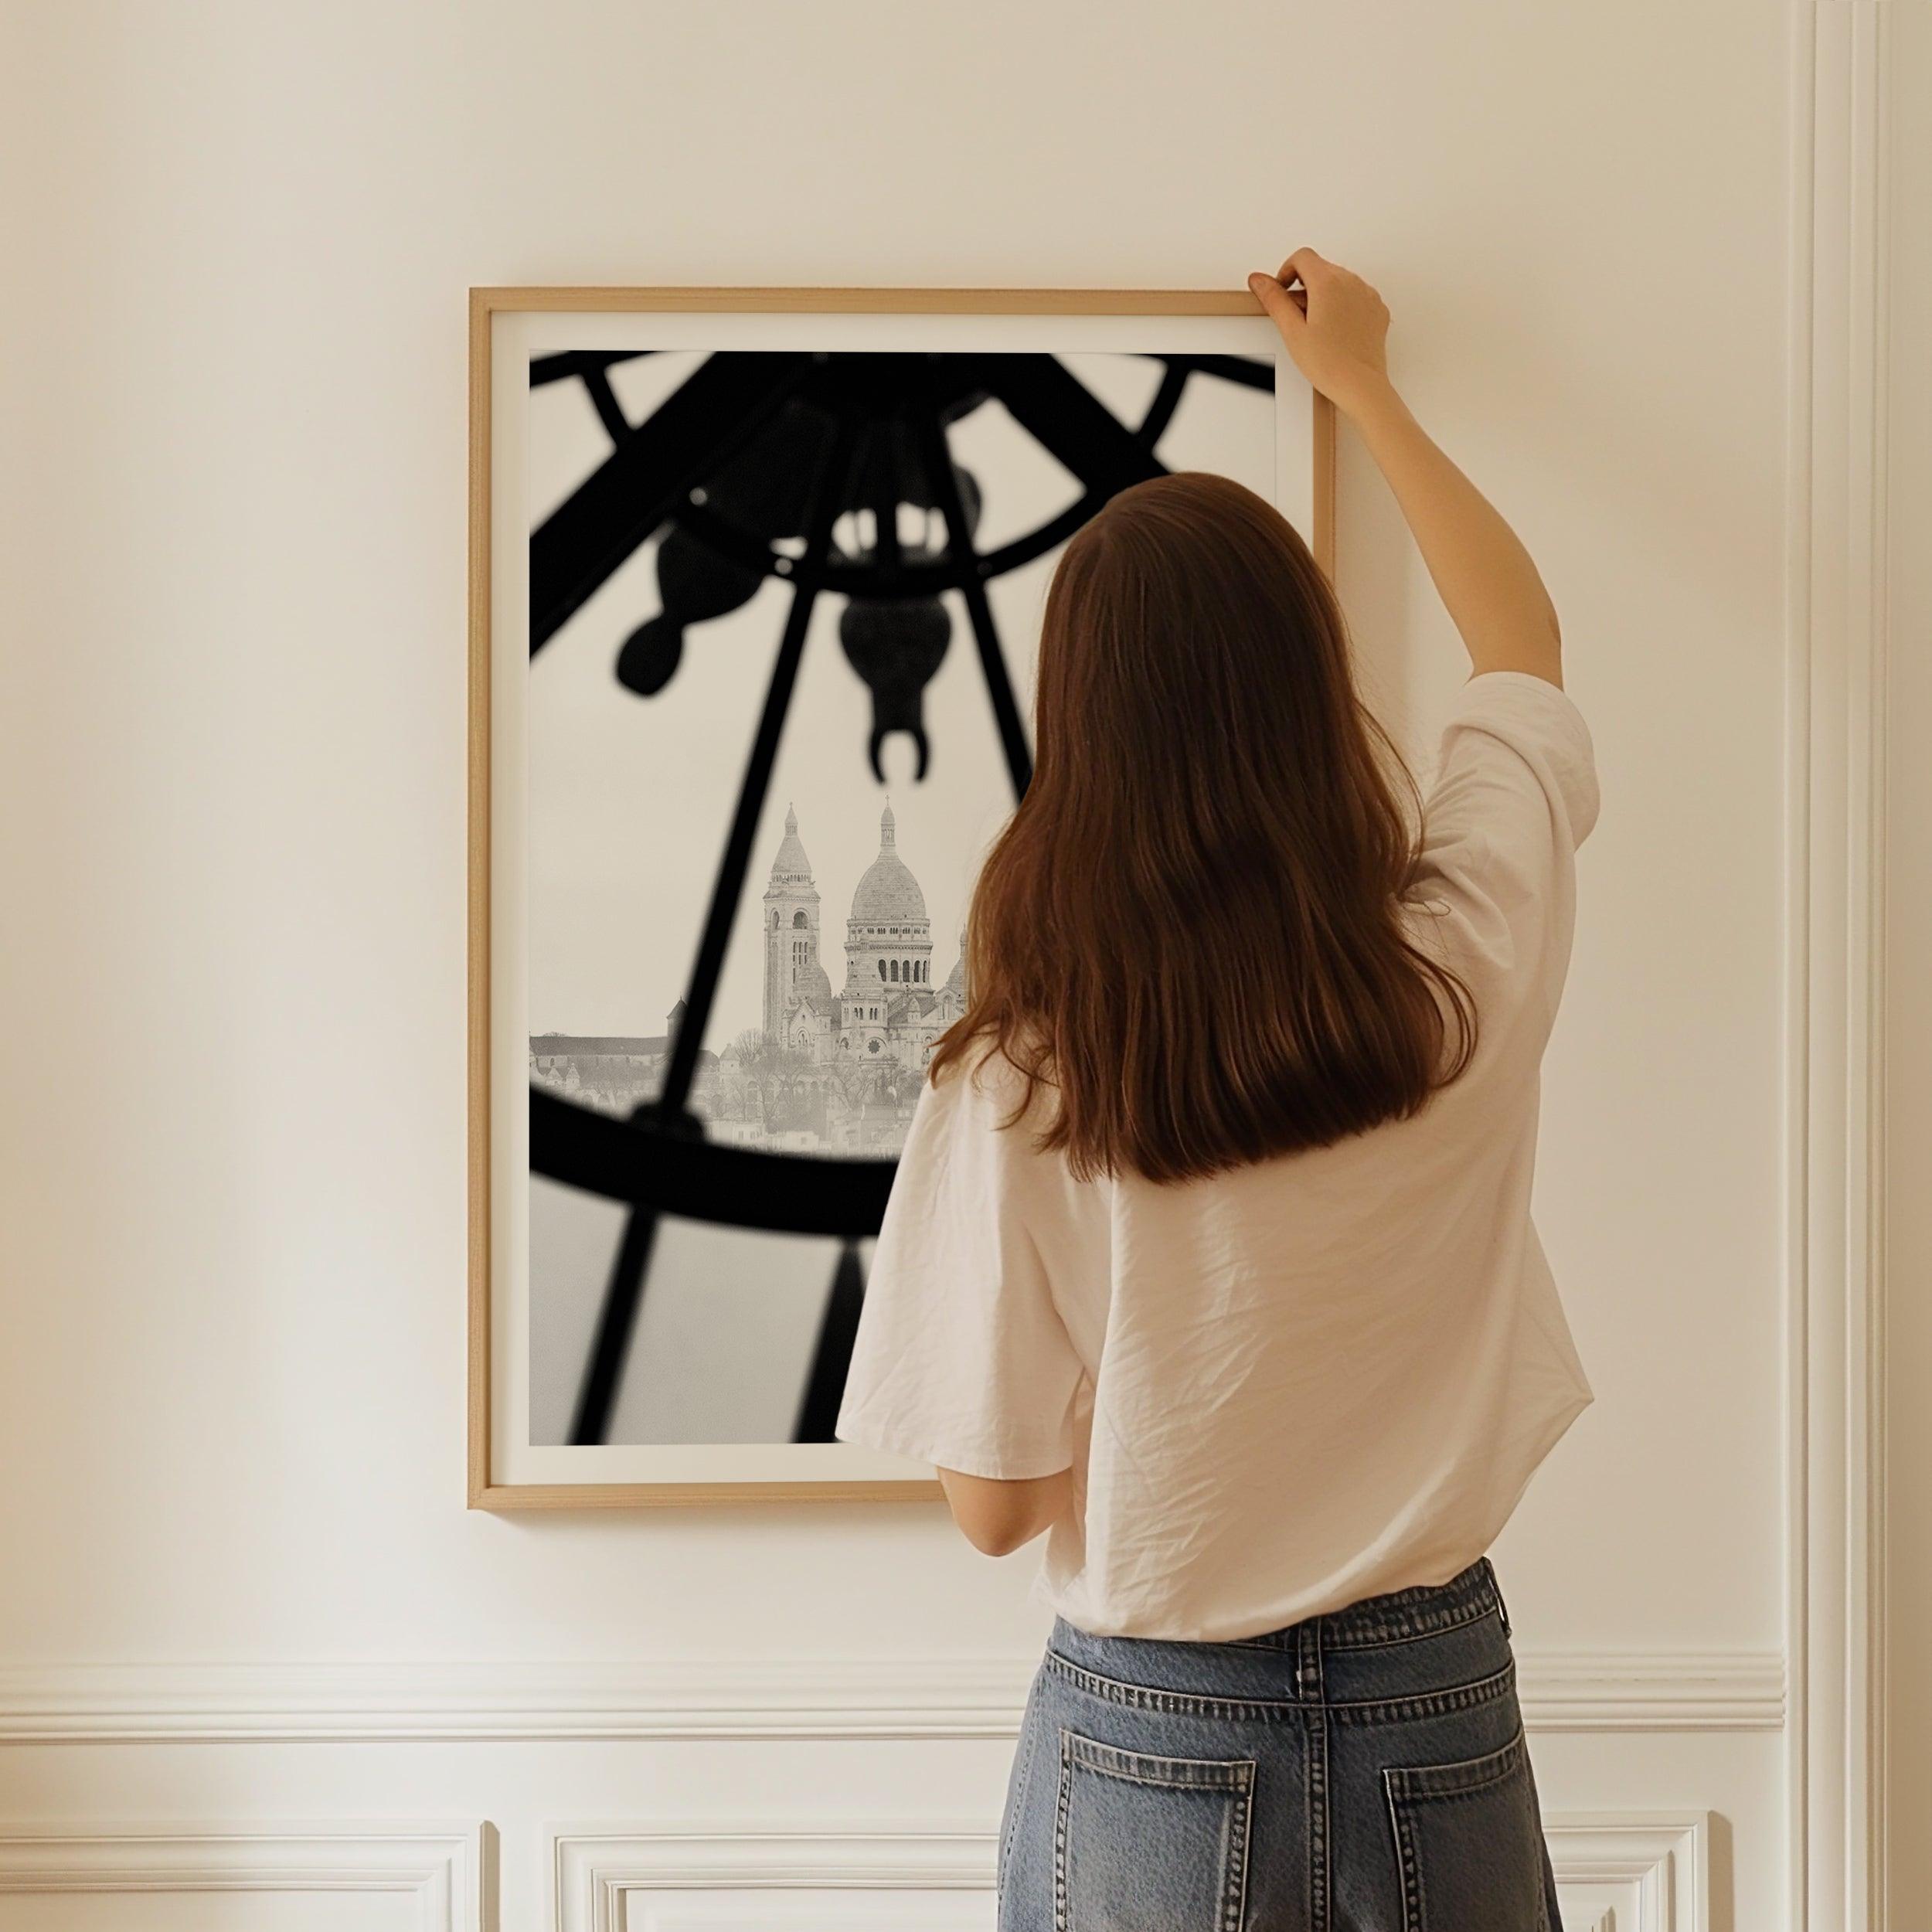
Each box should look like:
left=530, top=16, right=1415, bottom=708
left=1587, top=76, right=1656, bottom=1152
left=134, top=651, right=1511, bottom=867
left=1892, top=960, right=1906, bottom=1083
left=828, top=1058, right=878, bottom=1109
left=876, top=1062, right=921, bottom=1107
left=733, top=1030, right=812, bottom=1114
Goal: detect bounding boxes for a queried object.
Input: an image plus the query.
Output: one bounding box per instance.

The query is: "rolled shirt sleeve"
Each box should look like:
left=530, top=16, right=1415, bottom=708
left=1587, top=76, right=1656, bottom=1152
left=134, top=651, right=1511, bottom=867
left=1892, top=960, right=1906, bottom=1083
left=1405, top=670, right=1600, bottom=1039
left=1428, top=670, right=1600, bottom=858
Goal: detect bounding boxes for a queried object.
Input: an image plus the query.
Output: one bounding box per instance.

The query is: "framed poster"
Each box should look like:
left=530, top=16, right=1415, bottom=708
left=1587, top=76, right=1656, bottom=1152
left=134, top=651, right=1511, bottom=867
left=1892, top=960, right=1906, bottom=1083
left=470, top=287, right=1333, bottom=1508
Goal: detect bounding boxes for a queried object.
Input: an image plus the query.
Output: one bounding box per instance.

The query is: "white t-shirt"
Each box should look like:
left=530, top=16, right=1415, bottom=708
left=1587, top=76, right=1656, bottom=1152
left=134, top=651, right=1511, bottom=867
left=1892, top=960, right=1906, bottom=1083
left=835, top=670, right=1600, bottom=1641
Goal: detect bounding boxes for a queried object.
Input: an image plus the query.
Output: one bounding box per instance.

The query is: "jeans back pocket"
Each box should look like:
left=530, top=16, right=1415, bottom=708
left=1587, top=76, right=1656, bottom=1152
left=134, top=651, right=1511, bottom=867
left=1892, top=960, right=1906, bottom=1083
left=1053, top=1729, right=1253, bottom=1932
left=1383, top=1727, right=1550, bottom=1932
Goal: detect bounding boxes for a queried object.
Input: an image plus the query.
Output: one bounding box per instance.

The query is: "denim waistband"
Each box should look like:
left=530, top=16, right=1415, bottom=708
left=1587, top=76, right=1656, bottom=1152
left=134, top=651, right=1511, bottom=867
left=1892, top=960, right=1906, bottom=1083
left=1233, top=1556, right=1509, bottom=1653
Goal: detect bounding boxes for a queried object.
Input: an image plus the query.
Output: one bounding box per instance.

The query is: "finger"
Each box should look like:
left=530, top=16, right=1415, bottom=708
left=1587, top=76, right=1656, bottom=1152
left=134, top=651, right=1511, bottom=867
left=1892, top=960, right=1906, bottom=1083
left=1247, top=272, right=1308, bottom=318
left=1247, top=272, right=1307, bottom=337
left=1277, top=247, right=1330, bottom=287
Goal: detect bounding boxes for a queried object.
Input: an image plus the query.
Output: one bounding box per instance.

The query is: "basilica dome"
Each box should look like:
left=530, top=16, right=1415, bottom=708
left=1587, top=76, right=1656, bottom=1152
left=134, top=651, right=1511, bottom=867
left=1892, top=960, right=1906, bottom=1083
left=849, top=801, right=928, bottom=927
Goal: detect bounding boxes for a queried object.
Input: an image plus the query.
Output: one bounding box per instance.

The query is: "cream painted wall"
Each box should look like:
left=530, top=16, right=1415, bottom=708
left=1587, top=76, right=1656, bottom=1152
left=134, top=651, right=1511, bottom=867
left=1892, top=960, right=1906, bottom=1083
left=0, top=2, right=1846, bottom=1927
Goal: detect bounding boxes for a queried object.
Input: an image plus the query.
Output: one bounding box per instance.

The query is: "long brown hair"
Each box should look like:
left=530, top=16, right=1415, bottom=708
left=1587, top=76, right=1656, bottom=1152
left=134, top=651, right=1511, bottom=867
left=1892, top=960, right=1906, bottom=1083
left=928, top=470, right=1475, bottom=1183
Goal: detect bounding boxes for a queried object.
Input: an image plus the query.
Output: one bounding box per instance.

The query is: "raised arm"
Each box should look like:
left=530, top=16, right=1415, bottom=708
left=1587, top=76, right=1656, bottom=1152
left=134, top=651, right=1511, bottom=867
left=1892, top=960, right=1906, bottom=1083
left=1248, top=250, right=1564, bottom=689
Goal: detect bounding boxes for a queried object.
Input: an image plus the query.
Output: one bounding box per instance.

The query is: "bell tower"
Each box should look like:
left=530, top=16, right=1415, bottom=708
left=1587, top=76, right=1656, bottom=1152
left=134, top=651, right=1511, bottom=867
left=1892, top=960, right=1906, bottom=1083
left=762, top=804, right=821, bottom=1042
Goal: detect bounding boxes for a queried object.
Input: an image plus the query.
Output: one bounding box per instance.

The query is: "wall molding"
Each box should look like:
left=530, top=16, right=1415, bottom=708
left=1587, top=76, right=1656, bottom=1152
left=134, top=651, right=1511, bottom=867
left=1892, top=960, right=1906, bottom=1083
left=0, top=1824, right=485, bottom=1930
left=549, top=1814, right=1709, bottom=1932
left=1544, top=1814, right=1712, bottom=1932
left=0, top=1650, right=1782, bottom=1743
left=1785, top=2, right=1893, bottom=1928
left=551, top=1825, right=990, bottom=1932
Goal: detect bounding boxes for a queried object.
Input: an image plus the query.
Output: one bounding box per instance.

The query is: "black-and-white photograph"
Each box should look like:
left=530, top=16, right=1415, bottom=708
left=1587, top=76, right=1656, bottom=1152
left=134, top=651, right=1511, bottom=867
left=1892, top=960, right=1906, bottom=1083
left=475, top=302, right=1318, bottom=1492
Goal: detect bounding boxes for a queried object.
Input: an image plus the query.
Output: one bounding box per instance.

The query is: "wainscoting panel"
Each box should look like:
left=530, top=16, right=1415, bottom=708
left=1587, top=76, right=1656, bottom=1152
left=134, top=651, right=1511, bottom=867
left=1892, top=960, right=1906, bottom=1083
left=549, top=1817, right=1709, bottom=1932
left=1544, top=1815, right=1712, bottom=1932
left=0, top=1827, right=485, bottom=1932
left=551, top=1829, right=988, bottom=1932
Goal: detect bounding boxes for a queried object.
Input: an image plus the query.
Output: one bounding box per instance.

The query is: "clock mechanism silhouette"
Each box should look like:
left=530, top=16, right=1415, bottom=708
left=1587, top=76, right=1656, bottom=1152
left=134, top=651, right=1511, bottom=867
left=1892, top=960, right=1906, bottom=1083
left=528, top=347, right=1273, bottom=1446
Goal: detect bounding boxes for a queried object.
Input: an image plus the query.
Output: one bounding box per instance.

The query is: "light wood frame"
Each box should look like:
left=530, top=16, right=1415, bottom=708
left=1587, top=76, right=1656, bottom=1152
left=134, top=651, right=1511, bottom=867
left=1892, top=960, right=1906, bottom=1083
left=468, top=285, right=1335, bottom=1510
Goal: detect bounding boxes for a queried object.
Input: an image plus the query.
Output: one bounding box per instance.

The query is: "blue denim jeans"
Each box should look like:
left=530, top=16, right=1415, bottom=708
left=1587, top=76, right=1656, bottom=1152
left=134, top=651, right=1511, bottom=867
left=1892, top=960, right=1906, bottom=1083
left=996, top=1557, right=1562, bottom=1931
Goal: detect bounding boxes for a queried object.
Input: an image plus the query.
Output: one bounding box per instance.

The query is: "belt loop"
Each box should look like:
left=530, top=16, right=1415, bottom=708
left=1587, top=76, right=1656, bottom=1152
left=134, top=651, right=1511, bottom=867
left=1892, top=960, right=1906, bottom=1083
left=1296, top=1617, right=1325, bottom=1702
left=1485, top=1557, right=1513, bottom=1640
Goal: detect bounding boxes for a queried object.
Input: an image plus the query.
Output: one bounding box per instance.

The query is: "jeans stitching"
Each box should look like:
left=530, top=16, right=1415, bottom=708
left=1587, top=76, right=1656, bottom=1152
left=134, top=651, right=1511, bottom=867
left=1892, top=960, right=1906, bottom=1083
left=1044, top=1648, right=1518, bottom=1726
left=1309, top=1705, right=1330, bottom=1932
left=1046, top=1651, right=1304, bottom=1721
left=1385, top=1767, right=1426, bottom=1932
left=1297, top=1621, right=1328, bottom=1932
left=998, top=1686, right=1040, bottom=1911
left=1063, top=1733, right=1256, bottom=1791
left=1224, top=1779, right=1253, bottom=1932
left=1328, top=1658, right=1518, bottom=1725
left=1220, top=1600, right=1495, bottom=1656
left=1318, top=1601, right=1497, bottom=1651
left=1053, top=1730, right=1073, bottom=1932
left=1382, top=1726, right=1527, bottom=1799
left=1062, top=1760, right=1236, bottom=1791
left=1053, top=1726, right=1257, bottom=1931
left=1202, top=1561, right=1502, bottom=1653
left=1315, top=1559, right=1495, bottom=1643
left=1383, top=1726, right=1536, bottom=1932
